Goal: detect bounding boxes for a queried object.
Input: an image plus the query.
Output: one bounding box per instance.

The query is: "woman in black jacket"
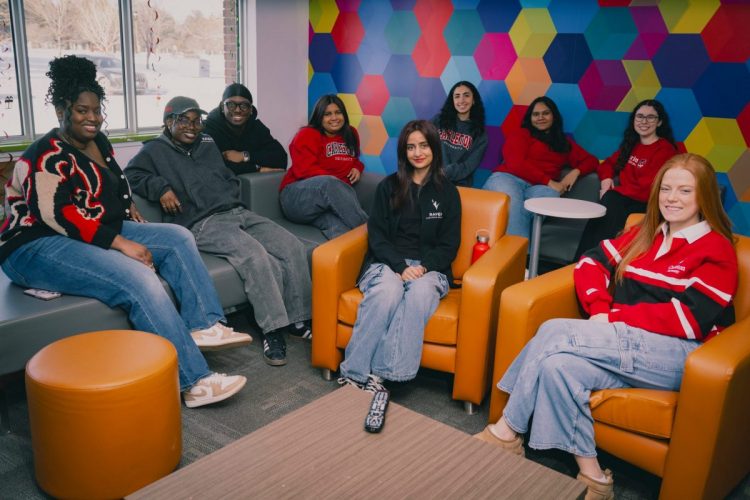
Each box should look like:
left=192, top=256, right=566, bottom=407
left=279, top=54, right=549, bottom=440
left=337, top=120, right=461, bottom=392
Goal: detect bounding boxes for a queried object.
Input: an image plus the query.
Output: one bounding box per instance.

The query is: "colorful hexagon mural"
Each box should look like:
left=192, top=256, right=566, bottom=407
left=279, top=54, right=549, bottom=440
left=308, top=0, right=750, bottom=235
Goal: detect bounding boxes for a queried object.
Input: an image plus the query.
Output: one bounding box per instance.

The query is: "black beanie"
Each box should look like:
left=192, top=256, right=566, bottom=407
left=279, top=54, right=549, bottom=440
left=222, top=83, right=253, bottom=103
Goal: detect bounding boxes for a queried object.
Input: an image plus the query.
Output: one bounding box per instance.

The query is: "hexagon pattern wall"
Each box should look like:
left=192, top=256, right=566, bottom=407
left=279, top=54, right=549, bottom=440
left=308, top=0, right=750, bottom=235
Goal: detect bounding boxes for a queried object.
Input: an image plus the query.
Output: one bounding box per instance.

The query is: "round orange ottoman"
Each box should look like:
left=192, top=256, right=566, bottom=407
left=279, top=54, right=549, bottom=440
left=25, top=330, right=182, bottom=499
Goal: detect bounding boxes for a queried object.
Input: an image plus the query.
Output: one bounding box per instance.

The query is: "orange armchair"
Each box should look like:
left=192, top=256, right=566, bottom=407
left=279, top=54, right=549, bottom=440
left=488, top=234, right=750, bottom=499
left=311, top=187, right=527, bottom=413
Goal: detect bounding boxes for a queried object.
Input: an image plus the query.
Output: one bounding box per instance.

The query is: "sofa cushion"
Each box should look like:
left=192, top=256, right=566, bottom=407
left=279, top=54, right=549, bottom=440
left=337, top=288, right=461, bottom=346
left=590, top=388, right=678, bottom=439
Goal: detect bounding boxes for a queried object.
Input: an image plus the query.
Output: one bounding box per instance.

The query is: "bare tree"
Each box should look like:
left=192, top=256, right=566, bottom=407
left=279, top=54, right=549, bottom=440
left=75, top=0, right=120, bottom=53
left=181, top=12, right=222, bottom=55
left=24, top=0, right=76, bottom=53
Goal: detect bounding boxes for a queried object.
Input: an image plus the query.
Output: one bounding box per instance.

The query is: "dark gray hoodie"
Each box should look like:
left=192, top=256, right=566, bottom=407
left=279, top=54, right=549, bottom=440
left=430, top=115, right=488, bottom=187
left=125, top=133, right=243, bottom=229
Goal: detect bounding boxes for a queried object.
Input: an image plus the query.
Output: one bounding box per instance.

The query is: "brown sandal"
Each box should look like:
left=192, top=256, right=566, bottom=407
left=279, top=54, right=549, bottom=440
left=473, top=425, right=525, bottom=457
left=576, top=469, right=614, bottom=500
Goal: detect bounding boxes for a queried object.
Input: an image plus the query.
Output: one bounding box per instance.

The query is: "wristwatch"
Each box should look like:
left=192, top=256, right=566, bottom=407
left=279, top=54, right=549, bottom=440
left=242, top=151, right=250, bottom=163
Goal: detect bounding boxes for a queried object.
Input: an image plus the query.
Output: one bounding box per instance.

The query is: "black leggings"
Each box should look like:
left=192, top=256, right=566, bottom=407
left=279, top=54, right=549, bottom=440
left=575, top=190, right=647, bottom=260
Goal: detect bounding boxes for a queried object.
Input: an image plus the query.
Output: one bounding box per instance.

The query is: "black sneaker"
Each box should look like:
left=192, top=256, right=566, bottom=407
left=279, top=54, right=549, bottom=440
left=262, top=330, right=287, bottom=366
left=288, top=321, right=312, bottom=340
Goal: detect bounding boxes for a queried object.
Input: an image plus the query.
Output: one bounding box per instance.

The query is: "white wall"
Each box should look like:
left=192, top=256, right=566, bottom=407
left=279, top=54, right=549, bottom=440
left=247, top=0, right=309, bottom=163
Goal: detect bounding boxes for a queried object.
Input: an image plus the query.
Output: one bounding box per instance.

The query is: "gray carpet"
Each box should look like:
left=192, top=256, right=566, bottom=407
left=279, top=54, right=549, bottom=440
left=1, top=311, right=749, bottom=499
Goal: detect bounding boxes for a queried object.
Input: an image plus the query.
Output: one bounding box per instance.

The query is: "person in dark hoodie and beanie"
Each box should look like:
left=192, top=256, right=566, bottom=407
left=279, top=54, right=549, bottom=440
left=336, top=120, right=461, bottom=392
left=126, top=96, right=313, bottom=367
left=203, top=83, right=287, bottom=174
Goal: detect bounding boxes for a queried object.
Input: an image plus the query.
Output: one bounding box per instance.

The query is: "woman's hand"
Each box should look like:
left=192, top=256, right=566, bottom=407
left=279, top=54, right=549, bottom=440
left=129, top=202, right=147, bottom=223
left=547, top=180, right=565, bottom=193
left=589, top=313, right=609, bottom=323
left=599, top=178, right=615, bottom=199
left=401, top=265, right=426, bottom=281
left=347, top=168, right=361, bottom=184
left=222, top=150, right=245, bottom=163
left=111, top=235, right=154, bottom=270
left=559, top=168, right=580, bottom=192
left=159, top=189, right=182, bottom=215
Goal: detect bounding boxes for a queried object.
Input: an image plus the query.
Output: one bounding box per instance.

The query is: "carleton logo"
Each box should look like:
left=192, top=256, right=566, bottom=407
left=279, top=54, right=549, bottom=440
left=667, top=263, right=686, bottom=274
left=426, top=199, right=443, bottom=220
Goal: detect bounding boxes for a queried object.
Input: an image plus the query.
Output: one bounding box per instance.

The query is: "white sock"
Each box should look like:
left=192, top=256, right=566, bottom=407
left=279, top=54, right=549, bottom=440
left=295, top=321, right=305, bottom=328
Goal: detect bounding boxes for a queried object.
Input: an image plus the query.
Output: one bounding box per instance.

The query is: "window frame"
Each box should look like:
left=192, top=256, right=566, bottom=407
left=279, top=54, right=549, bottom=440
left=1, top=0, right=242, bottom=150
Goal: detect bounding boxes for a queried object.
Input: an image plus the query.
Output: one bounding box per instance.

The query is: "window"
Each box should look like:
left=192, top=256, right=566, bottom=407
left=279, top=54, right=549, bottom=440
left=0, top=1, right=21, bottom=138
left=1, top=0, right=239, bottom=146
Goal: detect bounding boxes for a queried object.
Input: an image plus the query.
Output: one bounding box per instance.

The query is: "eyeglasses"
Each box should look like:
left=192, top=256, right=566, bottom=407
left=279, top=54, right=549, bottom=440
left=173, top=115, right=204, bottom=129
left=224, top=101, right=252, bottom=112
left=634, top=114, right=659, bottom=123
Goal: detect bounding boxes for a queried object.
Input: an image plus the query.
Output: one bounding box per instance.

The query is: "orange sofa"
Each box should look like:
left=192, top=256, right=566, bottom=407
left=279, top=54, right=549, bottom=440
left=488, top=234, right=750, bottom=499
left=311, top=187, right=527, bottom=413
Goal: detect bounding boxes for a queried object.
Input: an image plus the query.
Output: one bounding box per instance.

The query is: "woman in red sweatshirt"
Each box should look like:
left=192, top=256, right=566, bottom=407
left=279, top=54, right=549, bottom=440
left=575, top=99, right=678, bottom=259
left=482, top=96, right=598, bottom=239
left=476, top=154, right=737, bottom=499
left=279, top=94, right=367, bottom=240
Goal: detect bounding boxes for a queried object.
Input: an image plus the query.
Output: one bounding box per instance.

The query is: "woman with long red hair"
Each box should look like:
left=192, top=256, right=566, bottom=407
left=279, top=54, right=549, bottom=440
left=476, top=154, right=737, bottom=499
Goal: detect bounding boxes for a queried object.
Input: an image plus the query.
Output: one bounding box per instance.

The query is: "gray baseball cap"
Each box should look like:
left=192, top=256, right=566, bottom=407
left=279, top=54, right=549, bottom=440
left=163, top=96, right=207, bottom=120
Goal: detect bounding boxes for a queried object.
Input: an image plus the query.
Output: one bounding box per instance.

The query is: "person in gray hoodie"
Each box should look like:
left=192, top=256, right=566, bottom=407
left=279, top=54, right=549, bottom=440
left=431, top=81, right=488, bottom=187
left=126, top=96, right=312, bottom=367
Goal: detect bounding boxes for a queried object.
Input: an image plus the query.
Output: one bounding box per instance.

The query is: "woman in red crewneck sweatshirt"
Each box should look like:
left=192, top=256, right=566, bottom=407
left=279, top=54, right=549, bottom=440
left=482, top=96, right=598, bottom=240
left=279, top=94, right=367, bottom=240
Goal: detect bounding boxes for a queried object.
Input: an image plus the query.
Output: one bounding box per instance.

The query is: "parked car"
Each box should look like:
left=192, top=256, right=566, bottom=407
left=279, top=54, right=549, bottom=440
left=83, top=54, right=149, bottom=95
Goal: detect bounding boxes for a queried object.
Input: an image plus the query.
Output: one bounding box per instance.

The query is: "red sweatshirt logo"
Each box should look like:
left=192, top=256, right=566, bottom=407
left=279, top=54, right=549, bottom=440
left=438, top=129, right=473, bottom=149
left=326, top=142, right=353, bottom=157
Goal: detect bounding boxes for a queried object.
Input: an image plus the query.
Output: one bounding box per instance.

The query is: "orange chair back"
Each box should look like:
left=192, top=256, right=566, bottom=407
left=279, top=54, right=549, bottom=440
left=452, top=187, right=509, bottom=280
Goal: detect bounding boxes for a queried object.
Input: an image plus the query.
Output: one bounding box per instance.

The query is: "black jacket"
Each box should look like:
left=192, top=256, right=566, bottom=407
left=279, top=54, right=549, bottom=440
left=203, top=105, right=288, bottom=174
left=364, top=173, right=461, bottom=284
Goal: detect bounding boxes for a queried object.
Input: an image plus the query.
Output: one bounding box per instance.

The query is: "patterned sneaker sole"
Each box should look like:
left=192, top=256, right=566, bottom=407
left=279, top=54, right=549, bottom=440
left=194, top=336, right=253, bottom=351
left=263, top=353, right=287, bottom=366
left=184, top=377, right=247, bottom=408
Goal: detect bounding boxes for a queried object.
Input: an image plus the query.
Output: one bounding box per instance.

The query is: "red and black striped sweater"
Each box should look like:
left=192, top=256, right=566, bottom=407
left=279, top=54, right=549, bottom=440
left=575, top=221, right=737, bottom=342
left=0, top=130, right=132, bottom=263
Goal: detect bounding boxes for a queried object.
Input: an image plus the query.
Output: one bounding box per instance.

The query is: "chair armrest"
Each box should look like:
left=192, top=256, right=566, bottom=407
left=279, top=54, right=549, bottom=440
left=311, top=225, right=369, bottom=371
left=237, top=171, right=285, bottom=220
left=488, top=264, right=581, bottom=422
left=452, top=234, right=527, bottom=404
left=132, top=194, right=163, bottom=223
left=661, top=316, right=750, bottom=499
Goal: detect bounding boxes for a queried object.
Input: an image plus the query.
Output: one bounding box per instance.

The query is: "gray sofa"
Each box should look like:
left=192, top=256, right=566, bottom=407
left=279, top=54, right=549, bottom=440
left=0, top=171, right=382, bottom=378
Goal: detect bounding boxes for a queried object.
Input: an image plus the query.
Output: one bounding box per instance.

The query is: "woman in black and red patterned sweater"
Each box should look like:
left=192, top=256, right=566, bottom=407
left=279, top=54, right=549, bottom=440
left=0, top=55, right=248, bottom=409
left=476, top=153, right=737, bottom=499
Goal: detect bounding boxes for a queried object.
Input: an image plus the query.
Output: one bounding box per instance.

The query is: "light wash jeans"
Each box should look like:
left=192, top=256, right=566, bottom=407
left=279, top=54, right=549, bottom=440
left=1, top=222, right=220, bottom=390
left=483, top=172, right=559, bottom=239
left=498, top=318, right=700, bottom=457
left=339, top=260, right=449, bottom=383
left=190, top=207, right=311, bottom=334
left=280, top=175, right=368, bottom=240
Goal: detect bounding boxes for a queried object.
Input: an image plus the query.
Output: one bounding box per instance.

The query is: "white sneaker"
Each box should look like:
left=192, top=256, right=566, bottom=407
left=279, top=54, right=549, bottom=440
left=183, top=373, right=247, bottom=408
left=191, top=322, right=252, bottom=351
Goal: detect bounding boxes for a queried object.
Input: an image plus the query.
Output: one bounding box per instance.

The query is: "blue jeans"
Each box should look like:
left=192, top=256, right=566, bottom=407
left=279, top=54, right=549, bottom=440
left=1, top=222, right=221, bottom=390
left=339, top=260, right=449, bottom=383
left=498, top=318, right=699, bottom=457
left=280, top=175, right=368, bottom=240
left=483, top=172, right=559, bottom=239
left=191, top=208, right=311, bottom=334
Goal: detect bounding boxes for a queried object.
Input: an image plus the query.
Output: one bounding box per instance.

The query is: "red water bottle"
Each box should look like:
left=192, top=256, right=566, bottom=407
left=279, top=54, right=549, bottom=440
left=471, top=229, right=490, bottom=264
